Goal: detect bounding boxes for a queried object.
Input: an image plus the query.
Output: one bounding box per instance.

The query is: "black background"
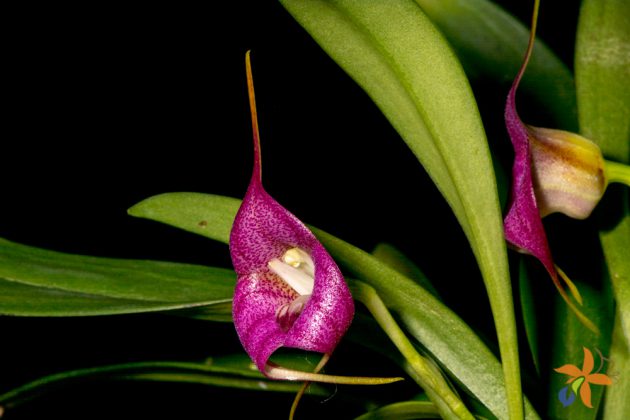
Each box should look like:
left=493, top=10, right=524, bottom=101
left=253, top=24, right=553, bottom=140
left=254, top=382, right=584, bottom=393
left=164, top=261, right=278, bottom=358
left=1, top=2, right=580, bottom=418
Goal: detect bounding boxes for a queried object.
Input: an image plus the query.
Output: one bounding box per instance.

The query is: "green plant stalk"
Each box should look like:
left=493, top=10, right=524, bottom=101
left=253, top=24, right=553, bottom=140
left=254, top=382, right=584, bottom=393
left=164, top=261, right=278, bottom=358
left=605, top=160, right=630, bottom=187
left=352, top=281, right=474, bottom=420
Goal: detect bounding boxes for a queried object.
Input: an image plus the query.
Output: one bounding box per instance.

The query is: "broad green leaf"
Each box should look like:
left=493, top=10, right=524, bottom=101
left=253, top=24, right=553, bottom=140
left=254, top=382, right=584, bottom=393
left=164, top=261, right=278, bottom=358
left=372, top=243, right=440, bottom=299
left=129, top=193, right=235, bottom=244
left=355, top=400, right=440, bottom=420
left=414, top=0, right=577, bottom=130
left=576, top=2, right=630, bottom=417
left=597, top=202, right=630, bottom=342
left=575, top=0, right=630, bottom=342
left=278, top=2, right=520, bottom=417
left=575, top=0, right=630, bottom=163
left=0, top=356, right=329, bottom=411
left=129, top=192, right=540, bottom=419
left=603, top=315, right=630, bottom=419
left=0, top=237, right=234, bottom=316
left=575, top=0, right=630, bottom=334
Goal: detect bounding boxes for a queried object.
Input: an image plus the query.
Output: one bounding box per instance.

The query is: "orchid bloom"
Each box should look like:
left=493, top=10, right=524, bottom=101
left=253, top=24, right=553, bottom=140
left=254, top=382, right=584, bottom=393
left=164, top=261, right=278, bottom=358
left=554, top=347, right=612, bottom=408
left=229, top=52, right=399, bottom=385
left=503, top=1, right=608, bottom=333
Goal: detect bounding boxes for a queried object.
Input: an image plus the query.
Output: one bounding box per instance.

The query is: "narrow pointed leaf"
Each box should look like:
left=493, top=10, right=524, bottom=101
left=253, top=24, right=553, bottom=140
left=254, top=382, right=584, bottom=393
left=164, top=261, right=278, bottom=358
left=0, top=237, right=234, bottom=316
left=175, top=302, right=233, bottom=323
left=0, top=356, right=330, bottom=411
left=129, top=193, right=540, bottom=419
left=278, top=1, right=520, bottom=416
left=0, top=279, right=215, bottom=316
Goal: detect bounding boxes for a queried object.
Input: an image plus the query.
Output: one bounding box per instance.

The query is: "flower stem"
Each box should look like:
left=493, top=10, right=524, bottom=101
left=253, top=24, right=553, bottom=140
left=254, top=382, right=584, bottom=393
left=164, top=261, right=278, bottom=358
left=289, top=354, right=329, bottom=420
left=352, top=281, right=475, bottom=420
left=605, top=160, right=630, bottom=187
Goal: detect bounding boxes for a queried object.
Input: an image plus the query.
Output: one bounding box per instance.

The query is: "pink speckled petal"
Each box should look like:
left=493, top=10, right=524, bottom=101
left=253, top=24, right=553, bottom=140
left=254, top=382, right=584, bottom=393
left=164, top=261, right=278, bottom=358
left=502, top=1, right=557, bottom=281
left=230, top=182, right=315, bottom=276
left=504, top=85, right=556, bottom=280
left=230, top=188, right=354, bottom=373
left=231, top=271, right=297, bottom=371
left=283, top=244, right=354, bottom=354
left=229, top=51, right=354, bottom=376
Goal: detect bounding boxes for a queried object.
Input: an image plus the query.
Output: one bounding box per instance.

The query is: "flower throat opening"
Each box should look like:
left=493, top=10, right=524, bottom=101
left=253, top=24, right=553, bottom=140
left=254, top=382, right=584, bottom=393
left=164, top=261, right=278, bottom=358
left=268, top=248, right=315, bottom=295
left=268, top=248, right=315, bottom=331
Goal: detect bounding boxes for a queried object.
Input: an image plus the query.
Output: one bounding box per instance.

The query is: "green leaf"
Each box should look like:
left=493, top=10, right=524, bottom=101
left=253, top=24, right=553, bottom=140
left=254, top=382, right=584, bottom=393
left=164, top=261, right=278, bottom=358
left=414, top=0, right=577, bottom=130
left=174, top=302, right=233, bottom=323
left=278, top=1, right=521, bottom=417
left=372, top=243, right=440, bottom=299
left=575, top=0, right=630, bottom=163
left=130, top=193, right=237, bottom=244
left=0, top=355, right=329, bottom=411
left=0, top=237, right=234, bottom=316
left=577, top=6, right=630, bottom=336
left=129, top=193, right=238, bottom=244
left=603, top=315, right=630, bottom=419
left=129, top=193, right=540, bottom=419
left=355, top=400, right=440, bottom=420
left=575, top=2, right=630, bottom=417
left=317, top=228, right=538, bottom=419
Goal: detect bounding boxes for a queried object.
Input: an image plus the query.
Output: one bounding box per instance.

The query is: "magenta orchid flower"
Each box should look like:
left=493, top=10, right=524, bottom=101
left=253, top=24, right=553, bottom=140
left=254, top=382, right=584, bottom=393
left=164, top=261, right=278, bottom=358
left=503, top=3, right=606, bottom=333
left=229, top=52, right=399, bottom=385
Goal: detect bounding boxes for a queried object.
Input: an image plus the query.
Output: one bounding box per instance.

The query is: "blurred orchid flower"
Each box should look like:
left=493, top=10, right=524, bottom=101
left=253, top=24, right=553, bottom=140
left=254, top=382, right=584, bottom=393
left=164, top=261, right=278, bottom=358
left=503, top=1, right=607, bottom=332
left=229, top=52, right=400, bottom=386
